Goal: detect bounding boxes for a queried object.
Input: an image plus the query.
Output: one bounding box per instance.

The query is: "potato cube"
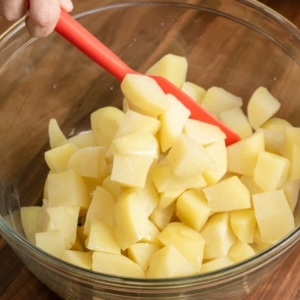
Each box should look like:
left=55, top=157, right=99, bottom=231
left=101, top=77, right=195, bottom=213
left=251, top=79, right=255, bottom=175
left=201, top=212, right=236, bottom=259
left=146, top=54, right=188, bottom=88
left=114, top=109, right=160, bottom=138
left=66, top=130, right=98, bottom=148
left=128, top=243, right=160, bottom=271
left=113, top=191, right=153, bottom=250
left=252, top=226, right=273, bottom=252
left=37, top=199, right=56, bottom=232
left=201, top=87, right=242, bottom=117
left=282, top=179, right=300, bottom=212
left=45, top=143, right=78, bottom=173
left=252, top=190, right=295, bottom=241
left=151, top=164, right=207, bottom=193
left=247, top=87, right=281, bottom=129
left=85, top=220, right=120, bottom=254
left=48, top=118, right=67, bottom=149
left=219, top=107, right=252, bottom=139
left=261, top=117, right=292, bottom=131
left=20, top=206, right=41, bottom=244
left=109, top=132, right=159, bottom=159
left=203, top=176, right=251, bottom=212
left=101, top=175, right=123, bottom=200
left=84, top=186, right=116, bottom=234
left=47, top=170, right=90, bottom=216
left=183, top=119, right=226, bottom=147
left=111, top=154, right=154, bottom=188
left=200, top=257, right=234, bottom=274
left=47, top=205, right=80, bottom=249
left=227, top=130, right=265, bottom=176
left=181, top=81, right=206, bottom=104
left=202, top=140, right=227, bottom=185
left=91, top=106, right=125, bottom=148
left=140, top=221, right=161, bottom=245
left=158, top=222, right=205, bottom=272
left=147, top=245, right=196, bottom=278
left=121, top=74, right=169, bottom=117
left=176, top=189, right=211, bottom=232
left=239, top=175, right=264, bottom=197
left=92, top=251, right=145, bottom=278
left=68, top=146, right=108, bottom=180
left=61, top=250, right=92, bottom=270
left=253, top=151, right=290, bottom=192
left=228, top=240, right=256, bottom=263
left=159, top=189, right=184, bottom=210
left=159, top=94, right=191, bottom=152
left=230, top=209, right=256, bottom=243
left=35, top=231, right=65, bottom=258
left=149, top=202, right=176, bottom=231
left=283, top=127, right=300, bottom=181
left=167, top=133, right=216, bottom=179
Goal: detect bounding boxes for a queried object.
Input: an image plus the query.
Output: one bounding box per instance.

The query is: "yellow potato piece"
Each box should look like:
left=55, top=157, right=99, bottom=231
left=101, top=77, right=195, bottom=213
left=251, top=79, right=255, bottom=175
left=149, top=202, right=176, bottom=231
left=66, top=130, right=98, bottom=148
left=228, top=240, right=256, bottom=263
left=35, top=231, right=65, bottom=258
left=200, top=257, right=234, bottom=274
left=61, top=250, right=92, bottom=270
left=20, top=206, right=41, bottom=244
left=181, top=81, right=206, bottom=104
left=48, top=118, right=67, bottom=149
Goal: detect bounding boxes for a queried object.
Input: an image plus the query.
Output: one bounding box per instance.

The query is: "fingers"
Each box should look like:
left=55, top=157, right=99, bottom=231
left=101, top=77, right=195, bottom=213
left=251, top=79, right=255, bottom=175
left=0, top=0, right=27, bottom=21
left=0, top=0, right=74, bottom=38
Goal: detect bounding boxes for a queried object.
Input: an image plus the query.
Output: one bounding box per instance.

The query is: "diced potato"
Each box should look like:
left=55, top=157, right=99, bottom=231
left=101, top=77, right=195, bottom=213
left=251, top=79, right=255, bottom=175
left=108, top=132, right=159, bottom=159
left=114, top=109, right=160, bottom=138
left=48, top=118, right=67, bottom=149
left=253, top=151, right=290, bottom=192
left=183, top=119, right=226, bottom=147
left=151, top=163, right=207, bottom=193
left=131, top=179, right=159, bottom=217
left=247, top=87, right=281, bottom=129
left=203, top=176, right=251, bottom=212
left=61, top=250, right=92, bottom=270
left=147, top=245, right=196, bottom=278
left=200, top=257, right=234, bottom=274
left=146, top=54, right=188, bottom=88
left=149, top=202, right=176, bottom=231
left=227, top=130, right=265, bottom=176
left=219, top=107, right=252, bottom=139
left=85, top=220, right=120, bottom=254
left=83, top=186, right=116, bottom=234
left=158, top=222, right=205, bottom=272
left=282, top=179, right=300, bottom=212
left=181, top=81, right=206, bottom=104
left=128, top=243, right=160, bottom=271
left=91, top=106, right=125, bottom=148
left=252, top=226, right=273, bottom=252
left=47, top=170, right=90, bottom=216
left=35, top=231, right=65, bottom=258
left=202, top=140, right=227, bottom=185
left=68, top=146, right=108, bottom=180
left=70, top=235, right=84, bottom=252
left=230, top=209, right=256, bottom=243
left=101, top=175, right=123, bottom=200
left=47, top=205, right=80, bottom=249
left=239, top=175, right=264, bottom=197
left=37, top=199, right=57, bottom=232
left=167, top=133, right=216, bottom=179
left=111, top=154, right=154, bottom=188
left=113, top=190, right=153, bottom=250
left=176, top=189, right=211, bottom=232
left=282, top=127, right=300, bottom=181
left=159, top=189, right=184, bottom=210
left=45, top=143, right=78, bottom=173
left=20, top=206, right=41, bottom=244
left=228, top=240, right=256, bottom=262
left=201, top=87, right=242, bottom=117
left=201, top=212, right=236, bottom=259
left=121, top=74, right=169, bottom=117
left=140, top=221, right=161, bottom=245
left=261, top=117, right=292, bottom=131
left=252, top=189, right=295, bottom=241
left=158, top=94, right=191, bottom=152
left=66, top=130, right=98, bottom=148
left=92, top=251, right=145, bottom=278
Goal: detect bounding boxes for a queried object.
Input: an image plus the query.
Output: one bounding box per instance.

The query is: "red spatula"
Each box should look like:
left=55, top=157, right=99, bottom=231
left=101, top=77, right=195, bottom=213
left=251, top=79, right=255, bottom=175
left=55, top=10, right=240, bottom=146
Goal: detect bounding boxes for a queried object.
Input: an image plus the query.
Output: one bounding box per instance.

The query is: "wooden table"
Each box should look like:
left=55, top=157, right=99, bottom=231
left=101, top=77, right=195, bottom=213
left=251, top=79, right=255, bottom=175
left=1, top=0, right=300, bottom=299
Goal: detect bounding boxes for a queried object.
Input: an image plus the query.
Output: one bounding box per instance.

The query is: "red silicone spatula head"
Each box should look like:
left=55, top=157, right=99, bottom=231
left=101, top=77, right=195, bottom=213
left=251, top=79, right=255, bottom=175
left=55, top=10, right=241, bottom=146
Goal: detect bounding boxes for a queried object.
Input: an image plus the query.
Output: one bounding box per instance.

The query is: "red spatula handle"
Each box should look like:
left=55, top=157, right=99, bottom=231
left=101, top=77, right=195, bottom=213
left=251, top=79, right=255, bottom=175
left=55, top=10, right=136, bottom=81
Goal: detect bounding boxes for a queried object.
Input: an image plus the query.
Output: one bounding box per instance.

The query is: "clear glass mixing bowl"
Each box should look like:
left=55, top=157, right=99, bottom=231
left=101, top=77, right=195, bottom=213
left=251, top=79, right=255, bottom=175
left=0, top=0, right=300, bottom=299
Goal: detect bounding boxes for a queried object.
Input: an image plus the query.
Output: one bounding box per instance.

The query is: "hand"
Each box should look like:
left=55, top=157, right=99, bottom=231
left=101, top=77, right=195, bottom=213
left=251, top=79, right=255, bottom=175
left=0, top=0, right=73, bottom=37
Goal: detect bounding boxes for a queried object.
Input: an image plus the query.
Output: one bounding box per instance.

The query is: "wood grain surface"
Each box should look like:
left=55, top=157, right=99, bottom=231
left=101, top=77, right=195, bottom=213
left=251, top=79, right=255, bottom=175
left=1, top=0, right=300, bottom=299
